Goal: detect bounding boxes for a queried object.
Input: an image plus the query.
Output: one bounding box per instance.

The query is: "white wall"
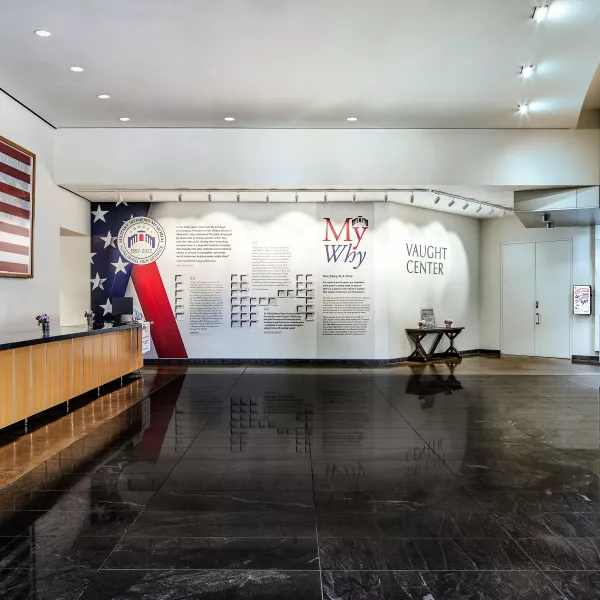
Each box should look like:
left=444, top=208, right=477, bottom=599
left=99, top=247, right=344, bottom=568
left=385, top=203, right=480, bottom=358
left=55, top=128, right=600, bottom=190
left=60, top=235, right=90, bottom=326
left=480, top=215, right=595, bottom=356
left=0, top=91, right=90, bottom=333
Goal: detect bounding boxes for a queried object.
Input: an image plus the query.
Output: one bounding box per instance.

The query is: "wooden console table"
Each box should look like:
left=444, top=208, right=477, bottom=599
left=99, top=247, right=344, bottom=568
left=0, top=324, right=143, bottom=430
left=405, top=327, right=465, bottom=363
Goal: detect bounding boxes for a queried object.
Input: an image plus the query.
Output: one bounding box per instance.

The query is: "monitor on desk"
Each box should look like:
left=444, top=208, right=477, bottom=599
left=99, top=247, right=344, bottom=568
left=111, top=296, right=134, bottom=325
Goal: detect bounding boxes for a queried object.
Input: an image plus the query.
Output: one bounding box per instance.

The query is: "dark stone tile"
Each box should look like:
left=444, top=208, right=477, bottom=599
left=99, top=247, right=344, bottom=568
left=0, top=535, right=119, bottom=571
left=320, top=537, right=534, bottom=570
left=130, top=491, right=316, bottom=537
left=106, top=536, right=319, bottom=570
left=322, top=570, right=429, bottom=599
left=495, top=512, right=600, bottom=538
left=317, top=507, right=504, bottom=538
left=423, top=571, right=565, bottom=600
left=518, top=538, right=600, bottom=571
left=323, top=570, right=563, bottom=600
left=0, top=506, right=141, bottom=538
left=546, top=571, right=600, bottom=600
left=161, top=473, right=314, bottom=492
left=79, top=570, right=322, bottom=600
left=0, top=569, right=94, bottom=600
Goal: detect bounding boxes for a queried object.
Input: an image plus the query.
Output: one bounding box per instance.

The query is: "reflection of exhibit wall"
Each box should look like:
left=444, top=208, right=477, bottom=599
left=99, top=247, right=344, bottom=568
left=117, top=201, right=480, bottom=360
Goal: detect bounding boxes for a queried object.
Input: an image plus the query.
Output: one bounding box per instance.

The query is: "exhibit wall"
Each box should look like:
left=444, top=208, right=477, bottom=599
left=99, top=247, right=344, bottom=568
left=480, top=215, right=595, bottom=357
left=91, top=200, right=480, bottom=360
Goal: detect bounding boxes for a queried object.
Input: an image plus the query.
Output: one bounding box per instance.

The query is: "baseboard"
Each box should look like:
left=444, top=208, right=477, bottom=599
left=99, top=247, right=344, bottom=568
left=144, top=349, right=501, bottom=366
left=572, top=354, right=600, bottom=365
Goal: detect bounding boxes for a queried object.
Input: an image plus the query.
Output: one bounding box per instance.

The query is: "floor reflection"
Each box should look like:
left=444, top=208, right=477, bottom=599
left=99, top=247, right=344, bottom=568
left=0, top=359, right=599, bottom=599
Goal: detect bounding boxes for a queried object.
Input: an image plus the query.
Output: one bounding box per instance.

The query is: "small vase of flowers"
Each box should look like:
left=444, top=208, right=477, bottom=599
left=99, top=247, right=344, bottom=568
left=444, top=319, right=453, bottom=328
left=36, top=314, right=52, bottom=337
left=85, top=310, right=95, bottom=330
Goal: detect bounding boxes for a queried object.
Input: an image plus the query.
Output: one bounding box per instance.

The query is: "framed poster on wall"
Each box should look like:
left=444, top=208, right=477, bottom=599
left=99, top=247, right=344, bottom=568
left=573, top=285, right=592, bottom=315
left=0, top=134, right=35, bottom=278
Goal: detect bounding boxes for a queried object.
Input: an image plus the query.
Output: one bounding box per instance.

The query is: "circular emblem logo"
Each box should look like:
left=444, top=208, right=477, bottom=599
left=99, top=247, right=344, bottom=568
left=117, top=217, right=166, bottom=265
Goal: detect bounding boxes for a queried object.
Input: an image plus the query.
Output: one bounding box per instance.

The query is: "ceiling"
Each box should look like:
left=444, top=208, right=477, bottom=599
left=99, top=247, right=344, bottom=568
left=1, top=0, right=600, bottom=129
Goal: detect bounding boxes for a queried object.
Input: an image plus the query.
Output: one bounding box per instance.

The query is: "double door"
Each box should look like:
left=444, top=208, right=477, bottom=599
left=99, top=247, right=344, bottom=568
left=501, top=240, right=571, bottom=358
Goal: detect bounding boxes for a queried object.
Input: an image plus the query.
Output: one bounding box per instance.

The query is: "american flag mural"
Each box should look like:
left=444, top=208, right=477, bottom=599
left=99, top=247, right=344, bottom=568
left=91, top=201, right=188, bottom=359
left=0, top=136, right=35, bottom=278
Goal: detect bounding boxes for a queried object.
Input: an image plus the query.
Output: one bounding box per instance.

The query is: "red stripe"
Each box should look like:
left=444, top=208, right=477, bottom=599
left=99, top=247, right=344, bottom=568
left=0, top=181, right=30, bottom=202
left=0, top=201, right=30, bottom=220
left=131, top=262, right=188, bottom=359
left=0, top=260, right=28, bottom=274
left=0, top=221, right=29, bottom=237
left=0, top=160, right=31, bottom=184
left=0, top=241, right=28, bottom=256
left=0, top=141, right=31, bottom=166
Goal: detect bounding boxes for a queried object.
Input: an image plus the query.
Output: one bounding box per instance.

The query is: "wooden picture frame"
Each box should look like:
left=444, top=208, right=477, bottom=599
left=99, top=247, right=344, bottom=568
left=0, top=134, right=35, bottom=278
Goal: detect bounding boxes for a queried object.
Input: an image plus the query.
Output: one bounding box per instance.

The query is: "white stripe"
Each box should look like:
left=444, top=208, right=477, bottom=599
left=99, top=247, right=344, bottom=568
left=0, top=230, right=30, bottom=247
left=0, top=172, right=30, bottom=193
left=0, top=152, right=30, bottom=175
left=0, top=211, right=31, bottom=229
left=0, top=250, right=29, bottom=264
left=0, top=192, right=31, bottom=212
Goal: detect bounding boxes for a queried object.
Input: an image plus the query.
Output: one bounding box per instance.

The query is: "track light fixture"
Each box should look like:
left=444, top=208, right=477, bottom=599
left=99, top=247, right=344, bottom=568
left=295, top=193, right=299, bottom=202
left=500, top=210, right=506, bottom=218
left=448, top=198, right=456, bottom=207
left=410, top=193, right=414, bottom=203
left=324, top=192, right=328, bottom=203
left=532, top=5, right=549, bottom=22
left=149, top=193, right=154, bottom=202
left=266, top=193, right=270, bottom=202
left=462, top=201, right=469, bottom=210
left=476, top=205, right=483, bottom=213
left=434, top=195, right=440, bottom=205
left=236, top=193, right=240, bottom=202
left=208, top=192, right=212, bottom=202
left=353, top=192, right=356, bottom=202
left=384, top=192, right=388, bottom=203
left=488, top=207, right=495, bottom=215
left=178, top=193, right=183, bottom=202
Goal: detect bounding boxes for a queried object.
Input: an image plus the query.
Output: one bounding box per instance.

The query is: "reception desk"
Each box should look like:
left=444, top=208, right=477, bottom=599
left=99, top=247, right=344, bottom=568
left=0, top=324, right=143, bottom=430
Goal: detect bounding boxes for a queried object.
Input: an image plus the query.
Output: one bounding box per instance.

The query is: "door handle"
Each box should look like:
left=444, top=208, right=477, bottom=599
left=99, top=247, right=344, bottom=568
left=536, top=313, right=540, bottom=325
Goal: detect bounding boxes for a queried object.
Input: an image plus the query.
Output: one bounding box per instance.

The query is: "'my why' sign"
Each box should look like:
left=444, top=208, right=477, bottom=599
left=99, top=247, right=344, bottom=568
left=323, top=216, right=368, bottom=269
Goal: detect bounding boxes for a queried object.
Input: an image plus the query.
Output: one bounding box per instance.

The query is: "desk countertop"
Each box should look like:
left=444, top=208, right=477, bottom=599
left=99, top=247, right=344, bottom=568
left=405, top=327, right=465, bottom=334
left=0, top=323, right=142, bottom=352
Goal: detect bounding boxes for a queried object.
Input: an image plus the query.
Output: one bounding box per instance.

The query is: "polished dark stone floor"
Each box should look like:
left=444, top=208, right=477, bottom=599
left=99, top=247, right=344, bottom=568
left=1, top=361, right=600, bottom=598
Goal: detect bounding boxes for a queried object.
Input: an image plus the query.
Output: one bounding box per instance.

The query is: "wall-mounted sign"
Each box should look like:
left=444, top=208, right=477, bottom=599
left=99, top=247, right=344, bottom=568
left=0, top=134, right=35, bottom=278
left=573, top=285, right=592, bottom=315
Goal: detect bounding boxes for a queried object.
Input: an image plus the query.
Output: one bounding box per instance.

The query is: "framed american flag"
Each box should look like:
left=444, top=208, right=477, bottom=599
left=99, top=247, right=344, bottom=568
left=0, top=134, right=35, bottom=278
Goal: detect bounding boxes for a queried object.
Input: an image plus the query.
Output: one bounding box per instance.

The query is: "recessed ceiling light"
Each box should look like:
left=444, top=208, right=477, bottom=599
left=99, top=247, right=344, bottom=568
left=118, top=117, right=130, bottom=122
left=532, top=5, right=549, bottom=22
left=70, top=66, right=84, bottom=73
left=520, top=65, right=535, bottom=78
left=346, top=117, right=358, bottom=122
left=34, top=29, right=52, bottom=37
left=518, top=103, right=529, bottom=115
left=224, top=117, right=235, bottom=121
left=97, top=94, right=111, bottom=100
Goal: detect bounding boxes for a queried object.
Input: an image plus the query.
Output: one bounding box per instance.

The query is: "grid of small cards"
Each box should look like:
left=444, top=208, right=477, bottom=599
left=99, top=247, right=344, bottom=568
left=230, top=274, right=276, bottom=328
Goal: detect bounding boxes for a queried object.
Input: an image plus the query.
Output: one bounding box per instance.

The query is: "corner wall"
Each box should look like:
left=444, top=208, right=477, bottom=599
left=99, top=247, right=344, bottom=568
left=0, top=92, right=90, bottom=333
